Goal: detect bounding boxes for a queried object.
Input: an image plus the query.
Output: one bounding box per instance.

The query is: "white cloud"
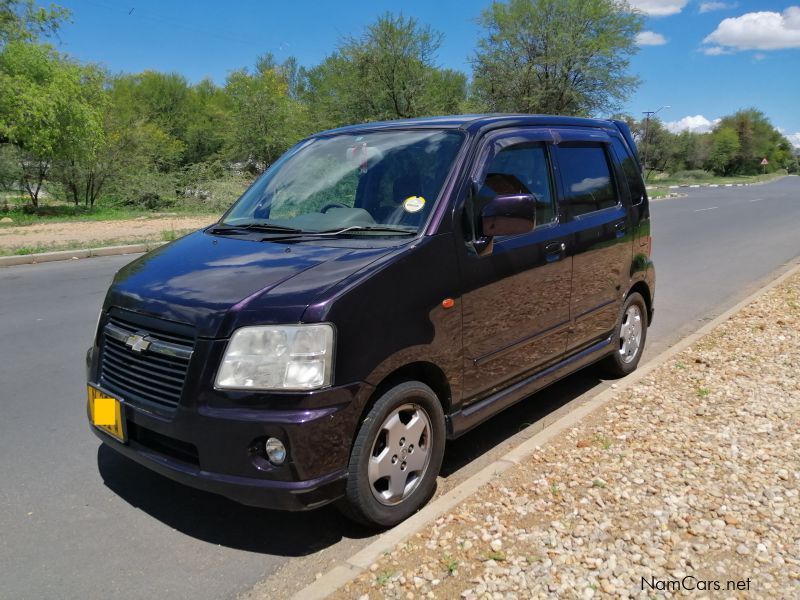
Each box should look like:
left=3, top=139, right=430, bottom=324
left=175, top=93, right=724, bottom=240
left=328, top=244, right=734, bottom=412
left=702, top=45, right=732, bottom=55
left=788, top=132, right=800, bottom=148
left=629, top=0, right=689, bottom=16
left=664, top=115, right=721, bottom=134
left=571, top=177, right=610, bottom=193
left=704, top=6, right=800, bottom=51
left=636, top=31, right=668, bottom=45
left=699, top=2, right=736, bottom=13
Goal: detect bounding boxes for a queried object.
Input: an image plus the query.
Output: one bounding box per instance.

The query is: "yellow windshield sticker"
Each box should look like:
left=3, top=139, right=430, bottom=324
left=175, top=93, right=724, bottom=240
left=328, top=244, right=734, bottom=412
left=403, top=196, right=426, bottom=213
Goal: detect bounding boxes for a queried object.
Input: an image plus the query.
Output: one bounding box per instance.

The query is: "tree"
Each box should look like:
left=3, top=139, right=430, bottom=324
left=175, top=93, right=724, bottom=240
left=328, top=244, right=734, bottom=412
left=639, top=119, right=680, bottom=180
left=673, top=130, right=711, bottom=172
left=0, top=41, right=104, bottom=205
left=183, top=78, right=232, bottom=164
left=707, top=126, right=740, bottom=176
left=471, top=0, right=642, bottom=116
left=49, top=63, right=110, bottom=206
left=0, top=0, right=69, bottom=46
left=90, top=86, right=188, bottom=209
left=274, top=55, right=305, bottom=101
left=304, top=14, right=467, bottom=128
left=0, top=142, right=21, bottom=192
left=109, top=71, right=192, bottom=151
left=715, top=109, right=792, bottom=175
left=224, top=57, right=309, bottom=169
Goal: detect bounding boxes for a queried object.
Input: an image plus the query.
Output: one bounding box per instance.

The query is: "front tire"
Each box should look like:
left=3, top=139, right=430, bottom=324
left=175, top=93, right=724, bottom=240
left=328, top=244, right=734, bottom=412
left=339, top=381, right=445, bottom=527
left=601, top=291, right=648, bottom=377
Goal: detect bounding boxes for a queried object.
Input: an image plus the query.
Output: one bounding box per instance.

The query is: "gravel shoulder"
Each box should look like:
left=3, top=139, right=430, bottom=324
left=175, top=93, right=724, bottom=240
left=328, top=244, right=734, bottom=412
left=0, top=215, right=216, bottom=252
left=335, top=272, right=800, bottom=599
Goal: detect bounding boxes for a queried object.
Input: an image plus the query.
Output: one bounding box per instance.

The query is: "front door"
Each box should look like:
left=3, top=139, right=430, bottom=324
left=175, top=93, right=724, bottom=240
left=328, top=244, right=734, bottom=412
left=457, top=129, right=573, bottom=402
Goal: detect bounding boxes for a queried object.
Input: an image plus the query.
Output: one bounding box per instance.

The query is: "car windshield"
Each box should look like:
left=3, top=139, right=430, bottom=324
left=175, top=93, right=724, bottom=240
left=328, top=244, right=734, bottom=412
left=221, top=129, right=464, bottom=235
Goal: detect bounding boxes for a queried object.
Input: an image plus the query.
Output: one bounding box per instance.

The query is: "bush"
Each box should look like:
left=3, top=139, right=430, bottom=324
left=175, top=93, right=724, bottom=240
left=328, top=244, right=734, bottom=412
left=669, top=170, right=714, bottom=181
left=105, top=169, right=178, bottom=210
left=174, top=161, right=251, bottom=212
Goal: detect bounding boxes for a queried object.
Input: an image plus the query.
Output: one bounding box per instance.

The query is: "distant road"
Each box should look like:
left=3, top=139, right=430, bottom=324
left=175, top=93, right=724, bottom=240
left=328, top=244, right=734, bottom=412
left=0, top=176, right=798, bottom=600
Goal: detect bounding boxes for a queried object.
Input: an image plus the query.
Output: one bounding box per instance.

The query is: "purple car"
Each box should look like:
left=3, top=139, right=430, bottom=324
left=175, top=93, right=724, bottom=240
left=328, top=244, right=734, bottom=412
left=86, top=114, right=654, bottom=527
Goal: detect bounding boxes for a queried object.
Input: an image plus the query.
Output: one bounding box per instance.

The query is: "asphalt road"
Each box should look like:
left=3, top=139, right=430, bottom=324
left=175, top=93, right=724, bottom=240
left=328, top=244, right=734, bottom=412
left=1, top=177, right=798, bottom=600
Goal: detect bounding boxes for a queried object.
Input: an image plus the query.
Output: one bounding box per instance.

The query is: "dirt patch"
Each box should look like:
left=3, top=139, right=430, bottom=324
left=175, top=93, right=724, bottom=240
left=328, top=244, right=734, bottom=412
left=0, top=216, right=216, bottom=251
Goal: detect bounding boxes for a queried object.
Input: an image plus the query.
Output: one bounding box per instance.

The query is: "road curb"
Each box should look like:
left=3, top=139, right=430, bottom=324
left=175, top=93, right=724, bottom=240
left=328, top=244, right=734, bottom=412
left=647, top=174, right=795, bottom=196
left=292, top=256, right=800, bottom=600
left=0, top=242, right=165, bottom=267
left=649, top=192, right=686, bottom=201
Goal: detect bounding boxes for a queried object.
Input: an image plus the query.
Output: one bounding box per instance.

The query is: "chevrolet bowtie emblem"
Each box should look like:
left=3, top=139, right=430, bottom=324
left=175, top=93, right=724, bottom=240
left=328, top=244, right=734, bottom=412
left=125, top=333, right=152, bottom=353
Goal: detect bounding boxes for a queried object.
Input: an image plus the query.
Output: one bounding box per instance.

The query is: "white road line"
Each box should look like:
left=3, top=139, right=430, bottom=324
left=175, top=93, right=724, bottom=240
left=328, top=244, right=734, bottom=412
left=750, top=198, right=765, bottom=203
left=694, top=206, right=719, bottom=212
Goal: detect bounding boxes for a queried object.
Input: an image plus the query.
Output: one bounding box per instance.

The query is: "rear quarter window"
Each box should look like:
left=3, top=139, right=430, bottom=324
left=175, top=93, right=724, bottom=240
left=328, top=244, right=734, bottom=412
left=611, top=137, right=646, bottom=205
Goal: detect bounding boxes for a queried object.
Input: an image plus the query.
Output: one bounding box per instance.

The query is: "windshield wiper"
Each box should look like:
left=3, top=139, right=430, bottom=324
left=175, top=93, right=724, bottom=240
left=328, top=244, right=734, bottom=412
left=210, top=223, right=416, bottom=241
left=313, top=226, right=416, bottom=236
left=209, top=222, right=304, bottom=235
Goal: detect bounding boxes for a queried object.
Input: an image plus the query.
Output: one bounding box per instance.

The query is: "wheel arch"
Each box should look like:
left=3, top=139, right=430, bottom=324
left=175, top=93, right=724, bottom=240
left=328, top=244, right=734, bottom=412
left=359, top=361, right=452, bottom=427
left=627, top=280, right=653, bottom=325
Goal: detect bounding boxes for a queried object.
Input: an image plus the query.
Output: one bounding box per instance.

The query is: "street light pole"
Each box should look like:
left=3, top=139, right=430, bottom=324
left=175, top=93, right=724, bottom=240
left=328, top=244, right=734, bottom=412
left=641, top=105, right=670, bottom=181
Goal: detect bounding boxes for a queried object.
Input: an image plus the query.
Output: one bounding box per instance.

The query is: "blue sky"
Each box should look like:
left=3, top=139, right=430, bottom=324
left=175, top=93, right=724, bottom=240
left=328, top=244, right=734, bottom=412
left=53, top=1, right=800, bottom=145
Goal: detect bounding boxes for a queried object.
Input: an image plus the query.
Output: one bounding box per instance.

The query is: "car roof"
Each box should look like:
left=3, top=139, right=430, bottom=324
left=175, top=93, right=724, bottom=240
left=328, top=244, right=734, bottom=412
left=315, top=114, right=619, bottom=137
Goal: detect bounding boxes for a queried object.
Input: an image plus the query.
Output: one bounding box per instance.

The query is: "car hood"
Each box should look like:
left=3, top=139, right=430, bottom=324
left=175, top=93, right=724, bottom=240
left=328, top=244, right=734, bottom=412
left=105, top=231, right=392, bottom=337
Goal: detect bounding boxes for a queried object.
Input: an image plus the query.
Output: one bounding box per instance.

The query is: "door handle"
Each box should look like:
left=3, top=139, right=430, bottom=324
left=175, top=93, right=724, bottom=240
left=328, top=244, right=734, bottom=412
left=614, top=221, right=626, bottom=238
left=545, top=241, right=566, bottom=262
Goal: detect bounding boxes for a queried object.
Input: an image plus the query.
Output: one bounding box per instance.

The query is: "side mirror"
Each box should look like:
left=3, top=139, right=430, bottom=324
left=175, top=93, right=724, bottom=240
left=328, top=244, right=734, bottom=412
left=473, top=193, right=536, bottom=256
left=480, top=193, right=537, bottom=236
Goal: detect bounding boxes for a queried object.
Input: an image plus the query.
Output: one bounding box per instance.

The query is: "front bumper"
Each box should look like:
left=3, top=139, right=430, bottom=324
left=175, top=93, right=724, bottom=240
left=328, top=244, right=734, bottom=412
left=88, top=378, right=372, bottom=511
left=91, top=425, right=347, bottom=510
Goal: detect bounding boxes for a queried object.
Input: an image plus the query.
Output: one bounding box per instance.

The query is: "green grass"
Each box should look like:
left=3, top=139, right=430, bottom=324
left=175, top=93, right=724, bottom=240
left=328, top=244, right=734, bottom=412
left=486, top=550, right=506, bottom=562
left=646, top=170, right=788, bottom=195
left=161, top=228, right=179, bottom=242
left=0, top=230, right=197, bottom=257
left=0, top=202, right=217, bottom=228
left=593, top=434, right=613, bottom=450
left=442, top=555, right=459, bottom=574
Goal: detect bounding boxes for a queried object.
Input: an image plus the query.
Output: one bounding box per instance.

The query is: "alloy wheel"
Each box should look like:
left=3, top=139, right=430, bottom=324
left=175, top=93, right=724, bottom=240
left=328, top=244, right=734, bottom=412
left=368, top=403, right=433, bottom=506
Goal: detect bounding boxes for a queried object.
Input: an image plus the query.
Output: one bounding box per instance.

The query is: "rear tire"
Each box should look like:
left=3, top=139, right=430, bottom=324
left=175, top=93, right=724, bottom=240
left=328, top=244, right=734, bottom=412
left=338, top=381, right=445, bottom=527
left=601, top=292, right=648, bottom=378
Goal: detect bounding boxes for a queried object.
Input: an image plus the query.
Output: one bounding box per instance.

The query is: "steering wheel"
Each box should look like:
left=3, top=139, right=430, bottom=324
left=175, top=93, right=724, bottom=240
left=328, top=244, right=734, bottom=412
left=320, top=202, right=349, bottom=213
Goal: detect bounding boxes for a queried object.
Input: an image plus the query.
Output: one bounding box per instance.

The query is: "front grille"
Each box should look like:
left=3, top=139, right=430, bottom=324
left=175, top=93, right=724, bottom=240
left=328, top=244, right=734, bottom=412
left=99, top=310, right=196, bottom=413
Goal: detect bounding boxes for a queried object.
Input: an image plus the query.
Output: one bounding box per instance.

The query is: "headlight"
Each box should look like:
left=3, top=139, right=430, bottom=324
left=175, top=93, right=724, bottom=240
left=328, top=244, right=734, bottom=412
left=215, top=324, right=334, bottom=390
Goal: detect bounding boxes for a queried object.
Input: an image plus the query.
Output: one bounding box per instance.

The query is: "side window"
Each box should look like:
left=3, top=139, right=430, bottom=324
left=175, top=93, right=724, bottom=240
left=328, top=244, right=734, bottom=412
left=558, top=144, right=619, bottom=217
left=471, top=143, right=556, bottom=236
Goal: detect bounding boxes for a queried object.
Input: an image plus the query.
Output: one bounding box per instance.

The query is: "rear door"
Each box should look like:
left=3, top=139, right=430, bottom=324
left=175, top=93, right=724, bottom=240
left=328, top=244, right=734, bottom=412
left=551, top=129, right=632, bottom=352
left=457, top=128, right=572, bottom=402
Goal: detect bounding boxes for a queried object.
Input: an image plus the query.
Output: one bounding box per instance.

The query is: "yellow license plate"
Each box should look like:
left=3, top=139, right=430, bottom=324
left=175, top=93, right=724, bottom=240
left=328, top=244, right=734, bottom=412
left=88, top=385, right=126, bottom=442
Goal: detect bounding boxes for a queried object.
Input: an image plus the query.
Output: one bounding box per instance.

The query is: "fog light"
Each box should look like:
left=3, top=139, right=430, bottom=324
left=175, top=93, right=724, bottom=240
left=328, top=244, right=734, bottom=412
left=264, top=437, right=286, bottom=465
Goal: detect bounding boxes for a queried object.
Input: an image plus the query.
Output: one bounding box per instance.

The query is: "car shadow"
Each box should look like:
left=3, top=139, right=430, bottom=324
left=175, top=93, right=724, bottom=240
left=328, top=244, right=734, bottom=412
left=96, top=444, right=374, bottom=556
left=97, top=365, right=607, bottom=556
left=441, top=367, right=605, bottom=477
